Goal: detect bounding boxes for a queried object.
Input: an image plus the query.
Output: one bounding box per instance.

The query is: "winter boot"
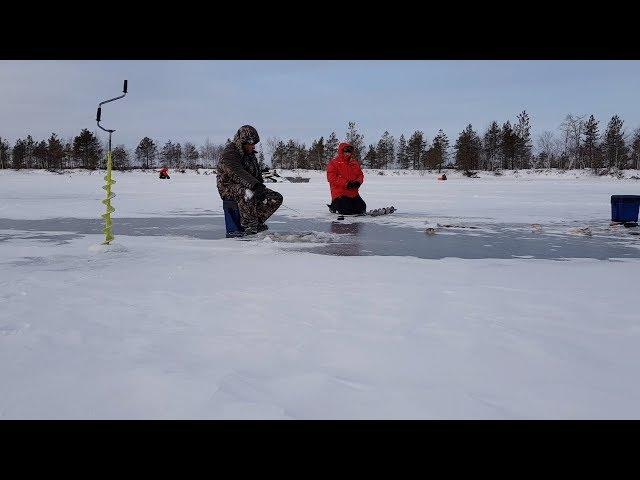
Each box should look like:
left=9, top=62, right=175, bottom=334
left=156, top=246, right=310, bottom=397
left=243, top=224, right=269, bottom=236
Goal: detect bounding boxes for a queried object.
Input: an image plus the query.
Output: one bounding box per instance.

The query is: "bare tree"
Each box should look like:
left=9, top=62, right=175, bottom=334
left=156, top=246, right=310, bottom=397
left=264, top=137, right=280, bottom=157
left=536, top=131, right=561, bottom=169
left=199, top=138, right=222, bottom=168
left=560, top=114, right=586, bottom=169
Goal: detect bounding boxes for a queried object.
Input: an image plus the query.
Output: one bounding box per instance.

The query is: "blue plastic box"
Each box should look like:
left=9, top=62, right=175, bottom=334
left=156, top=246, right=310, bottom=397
left=611, top=195, right=640, bottom=223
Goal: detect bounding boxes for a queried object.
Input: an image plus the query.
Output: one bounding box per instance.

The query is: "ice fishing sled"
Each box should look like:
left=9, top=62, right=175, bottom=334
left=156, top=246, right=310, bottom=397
left=327, top=204, right=396, bottom=220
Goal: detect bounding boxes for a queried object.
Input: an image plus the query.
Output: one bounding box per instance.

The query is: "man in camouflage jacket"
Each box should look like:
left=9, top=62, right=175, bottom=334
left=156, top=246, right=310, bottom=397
left=217, top=125, right=283, bottom=234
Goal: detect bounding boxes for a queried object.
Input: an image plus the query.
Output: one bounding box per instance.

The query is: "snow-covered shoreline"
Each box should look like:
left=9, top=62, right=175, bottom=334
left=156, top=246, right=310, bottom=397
left=3, top=167, right=640, bottom=179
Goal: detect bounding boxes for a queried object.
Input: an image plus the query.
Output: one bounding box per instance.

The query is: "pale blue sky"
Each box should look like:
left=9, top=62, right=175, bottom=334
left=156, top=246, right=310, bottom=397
left=1, top=60, right=638, bottom=151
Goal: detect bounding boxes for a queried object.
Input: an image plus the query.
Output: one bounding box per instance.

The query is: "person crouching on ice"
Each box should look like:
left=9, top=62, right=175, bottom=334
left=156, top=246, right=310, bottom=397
left=327, top=142, right=366, bottom=215
left=216, top=125, right=283, bottom=235
left=159, top=167, right=170, bottom=179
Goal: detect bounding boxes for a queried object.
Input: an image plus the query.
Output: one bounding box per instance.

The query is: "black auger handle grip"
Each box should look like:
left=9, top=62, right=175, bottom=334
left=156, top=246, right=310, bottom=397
left=123, top=80, right=128, bottom=94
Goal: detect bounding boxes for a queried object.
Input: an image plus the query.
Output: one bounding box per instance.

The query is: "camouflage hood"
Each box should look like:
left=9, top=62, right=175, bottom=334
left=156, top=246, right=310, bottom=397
left=233, top=125, right=260, bottom=151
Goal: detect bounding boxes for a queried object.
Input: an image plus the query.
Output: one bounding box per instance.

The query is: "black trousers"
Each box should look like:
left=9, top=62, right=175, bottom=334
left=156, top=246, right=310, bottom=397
left=330, top=195, right=366, bottom=215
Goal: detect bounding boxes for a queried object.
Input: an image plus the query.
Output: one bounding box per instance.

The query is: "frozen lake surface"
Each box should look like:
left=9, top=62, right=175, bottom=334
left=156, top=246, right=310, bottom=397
left=1, top=214, right=639, bottom=260
left=2, top=169, right=640, bottom=419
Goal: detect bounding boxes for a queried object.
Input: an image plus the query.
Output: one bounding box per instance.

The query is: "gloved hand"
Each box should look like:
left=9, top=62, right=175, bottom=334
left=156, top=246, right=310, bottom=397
left=346, top=180, right=361, bottom=189
left=252, top=182, right=267, bottom=202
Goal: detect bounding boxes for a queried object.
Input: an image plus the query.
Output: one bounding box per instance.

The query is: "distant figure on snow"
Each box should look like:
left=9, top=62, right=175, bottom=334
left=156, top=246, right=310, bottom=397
left=216, top=125, right=283, bottom=235
left=437, top=173, right=447, bottom=181
left=159, top=167, right=170, bottom=179
left=326, top=142, right=366, bottom=215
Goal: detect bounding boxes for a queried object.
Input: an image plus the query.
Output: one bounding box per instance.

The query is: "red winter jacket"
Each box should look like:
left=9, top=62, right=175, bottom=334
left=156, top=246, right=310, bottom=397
left=327, top=143, right=365, bottom=200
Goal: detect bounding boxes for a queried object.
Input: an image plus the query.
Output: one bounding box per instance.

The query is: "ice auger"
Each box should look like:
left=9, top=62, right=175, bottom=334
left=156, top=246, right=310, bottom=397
left=96, top=80, right=128, bottom=245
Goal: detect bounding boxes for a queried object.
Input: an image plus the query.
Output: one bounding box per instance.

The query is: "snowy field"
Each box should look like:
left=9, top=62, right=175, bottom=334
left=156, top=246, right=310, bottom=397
left=1, top=169, right=640, bottom=419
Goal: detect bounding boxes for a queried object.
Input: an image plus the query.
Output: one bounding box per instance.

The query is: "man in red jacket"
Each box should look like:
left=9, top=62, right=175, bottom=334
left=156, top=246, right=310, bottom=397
left=326, top=142, right=366, bottom=215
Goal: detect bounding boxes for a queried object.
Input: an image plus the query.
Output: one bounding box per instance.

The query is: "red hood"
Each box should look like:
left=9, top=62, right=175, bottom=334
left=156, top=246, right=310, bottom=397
left=337, top=142, right=356, bottom=161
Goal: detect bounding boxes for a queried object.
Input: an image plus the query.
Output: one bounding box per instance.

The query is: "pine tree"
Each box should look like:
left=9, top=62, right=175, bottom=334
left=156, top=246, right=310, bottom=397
left=514, top=110, right=532, bottom=169
left=160, top=141, right=175, bottom=168
left=183, top=142, right=199, bottom=169
left=136, top=137, right=158, bottom=169
left=363, top=144, right=377, bottom=169
left=375, top=135, right=388, bottom=169
left=582, top=115, right=601, bottom=171
left=325, top=131, right=339, bottom=164
left=257, top=145, right=268, bottom=170
left=63, top=140, right=74, bottom=169
left=270, top=140, right=287, bottom=169
left=345, top=122, right=365, bottom=161
left=500, top=122, right=517, bottom=170
left=47, top=133, right=65, bottom=170
left=174, top=143, right=183, bottom=169
left=111, top=145, right=130, bottom=170
left=431, top=129, right=450, bottom=172
left=12, top=139, right=26, bottom=169
left=630, top=128, right=640, bottom=170
left=397, top=134, right=409, bottom=169
left=0, top=137, right=10, bottom=169
left=602, top=115, right=629, bottom=169
left=482, top=121, right=501, bottom=171
left=376, top=131, right=394, bottom=169
left=33, top=140, right=48, bottom=169
left=72, top=129, right=102, bottom=169
left=307, top=137, right=326, bottom=170
left=284, top=139, right=298, bottom=169
left=406, top=131, right=426, bottom=170
left=454, top=124, right=482, bottom=173
left=295, top=143, right=310, bottom=169
left=24, top=135, right=36, bottom=169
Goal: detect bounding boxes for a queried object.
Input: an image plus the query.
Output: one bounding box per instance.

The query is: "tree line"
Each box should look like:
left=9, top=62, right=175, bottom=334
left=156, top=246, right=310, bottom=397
left=1, top=113, right=639, bottom=172
left=268, top=114, right=640, bottom=173
left=0, top=130, right=244, bottom=171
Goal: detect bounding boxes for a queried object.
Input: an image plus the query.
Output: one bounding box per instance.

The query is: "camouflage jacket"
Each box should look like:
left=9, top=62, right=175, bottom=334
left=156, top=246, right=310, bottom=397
left=216, top=142, right=264, bottom=192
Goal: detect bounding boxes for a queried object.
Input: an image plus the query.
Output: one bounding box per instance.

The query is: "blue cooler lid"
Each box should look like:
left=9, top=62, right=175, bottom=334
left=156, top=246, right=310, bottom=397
left=611, top=195, right=640, bottom=202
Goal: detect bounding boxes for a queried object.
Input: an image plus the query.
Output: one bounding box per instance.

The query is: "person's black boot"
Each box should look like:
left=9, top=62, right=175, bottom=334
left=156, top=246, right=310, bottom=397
left=243, top=224, right=268, bottom=235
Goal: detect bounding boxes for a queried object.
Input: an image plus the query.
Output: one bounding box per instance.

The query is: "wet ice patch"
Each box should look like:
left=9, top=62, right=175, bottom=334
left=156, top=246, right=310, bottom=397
left=255, top=231, right=344, bottom=244
left=8, top=256, right=48, bottom=267
left=568, top=227, right=593, bottom=236
left=88, top=243, right=130, bottom=254
left=0, top=322, right=30, bottom=336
